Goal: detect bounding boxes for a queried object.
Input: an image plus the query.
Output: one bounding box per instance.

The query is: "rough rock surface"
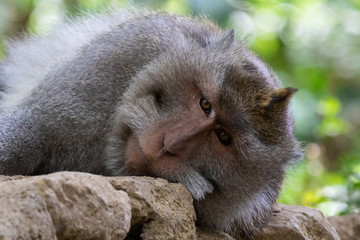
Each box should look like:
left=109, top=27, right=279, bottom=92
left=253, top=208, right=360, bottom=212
left=252, top=204, right=341, bottom=240
left=108, top=176, right=197, bottom=240
left=197, top=228, right=235, bottom=240
left=0, top=172, right=131, bottom=240
left=328, top=212, right=360, bottom=240
left=0, top=172, right=349, bottom=240
left=0, top=172, right=196, bottom=240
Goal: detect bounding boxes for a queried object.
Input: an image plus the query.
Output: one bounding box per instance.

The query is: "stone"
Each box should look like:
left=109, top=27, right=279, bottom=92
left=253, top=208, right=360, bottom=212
left=197, top=228, right=236, bottom=240
left=252, top=204, right=341, bottom=240
left=0, top=172, right=347, bottom=240
left=0, top=172, right=197, bottom=240
left=0, top=175, right=28, bottom=182
left=0, top=172, right=131, bottom=240
left=328, top=212, right=360, bottom=240
left=108, top=176, right=197, bottom=240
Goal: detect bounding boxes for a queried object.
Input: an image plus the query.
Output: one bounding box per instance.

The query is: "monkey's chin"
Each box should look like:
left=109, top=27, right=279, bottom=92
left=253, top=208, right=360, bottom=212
left=125, top=133, right=214, bottom=200
left=167, top=168, right=215, bottom=200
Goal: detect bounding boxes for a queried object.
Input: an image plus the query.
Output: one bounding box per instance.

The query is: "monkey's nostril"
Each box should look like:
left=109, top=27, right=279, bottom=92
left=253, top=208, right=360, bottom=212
left=162, top=141, right=177, bottom=156
left=158, top=137, right=177, bottom=157
left=164, top=150, right=176, bottom=157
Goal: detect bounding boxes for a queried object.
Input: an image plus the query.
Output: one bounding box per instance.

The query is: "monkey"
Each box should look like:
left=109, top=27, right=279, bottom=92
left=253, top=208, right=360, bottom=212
left=0, top=9, right=302, bottom=238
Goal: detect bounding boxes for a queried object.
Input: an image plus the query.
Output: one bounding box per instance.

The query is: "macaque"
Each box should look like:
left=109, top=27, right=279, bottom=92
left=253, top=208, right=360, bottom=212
left=0, top=9, right=302, bottom=238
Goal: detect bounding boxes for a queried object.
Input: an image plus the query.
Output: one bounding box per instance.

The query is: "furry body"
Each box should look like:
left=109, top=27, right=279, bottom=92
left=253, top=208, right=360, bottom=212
left=0, top=9, right=301, bottom=238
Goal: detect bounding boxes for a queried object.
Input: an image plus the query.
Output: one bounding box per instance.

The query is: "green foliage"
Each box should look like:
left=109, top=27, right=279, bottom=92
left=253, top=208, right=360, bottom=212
left=0, top=0, right=359, bottom=216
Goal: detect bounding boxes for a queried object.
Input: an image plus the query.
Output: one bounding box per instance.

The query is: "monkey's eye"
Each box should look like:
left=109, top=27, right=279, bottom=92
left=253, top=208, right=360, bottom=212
left=200, top=97, right=212, bottom=116
left=215, top=129, right=231, bottom=146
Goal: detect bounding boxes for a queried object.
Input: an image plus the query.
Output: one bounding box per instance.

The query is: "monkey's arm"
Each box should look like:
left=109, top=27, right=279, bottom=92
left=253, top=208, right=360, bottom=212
left=0, top=108, right=46, bottom=175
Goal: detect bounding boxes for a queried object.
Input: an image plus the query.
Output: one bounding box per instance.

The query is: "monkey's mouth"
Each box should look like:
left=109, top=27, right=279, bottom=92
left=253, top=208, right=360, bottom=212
left=137, top=133, right=185, bottom=173
left=123, top=132, right=176, bottom=175
left=123, top=133, right=215, bottom=200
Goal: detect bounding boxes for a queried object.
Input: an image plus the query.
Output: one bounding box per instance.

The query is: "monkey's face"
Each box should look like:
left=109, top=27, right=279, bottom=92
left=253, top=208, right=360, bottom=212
left=106, top=42, right=301, bottom=234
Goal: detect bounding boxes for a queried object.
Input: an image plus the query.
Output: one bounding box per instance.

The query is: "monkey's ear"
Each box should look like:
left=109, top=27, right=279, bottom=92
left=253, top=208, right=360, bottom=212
left=262, top=87, right=297, bottom=112
left=214, top=29, right=235, bottom=50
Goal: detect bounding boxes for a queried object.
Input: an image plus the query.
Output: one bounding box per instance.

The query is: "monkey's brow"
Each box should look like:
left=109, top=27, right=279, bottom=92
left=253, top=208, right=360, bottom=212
left=216, top=108, right=249, bottom=132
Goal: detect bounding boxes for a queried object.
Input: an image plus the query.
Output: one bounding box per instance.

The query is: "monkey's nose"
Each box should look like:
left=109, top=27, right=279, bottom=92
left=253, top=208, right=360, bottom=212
left=160, top=141, right=177, bottom=156
left=162, top=117, right=215, bottom=155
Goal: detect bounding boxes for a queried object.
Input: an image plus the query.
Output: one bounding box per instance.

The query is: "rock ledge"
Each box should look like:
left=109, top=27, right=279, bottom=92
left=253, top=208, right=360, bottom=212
left=0, top=172, right=348, bottom=240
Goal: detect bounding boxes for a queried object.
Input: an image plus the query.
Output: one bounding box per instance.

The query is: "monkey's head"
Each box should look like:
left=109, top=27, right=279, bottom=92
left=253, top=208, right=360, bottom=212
left=106, top=29, right=302, bottom=236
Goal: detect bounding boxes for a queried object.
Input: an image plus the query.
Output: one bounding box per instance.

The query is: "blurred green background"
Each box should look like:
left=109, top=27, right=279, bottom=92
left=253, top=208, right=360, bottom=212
left=0, top=0, right=359, bottom=216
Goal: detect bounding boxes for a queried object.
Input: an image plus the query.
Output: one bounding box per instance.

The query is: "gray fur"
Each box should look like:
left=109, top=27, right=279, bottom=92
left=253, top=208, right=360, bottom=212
left=0, top=9, right=301, bottom=238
